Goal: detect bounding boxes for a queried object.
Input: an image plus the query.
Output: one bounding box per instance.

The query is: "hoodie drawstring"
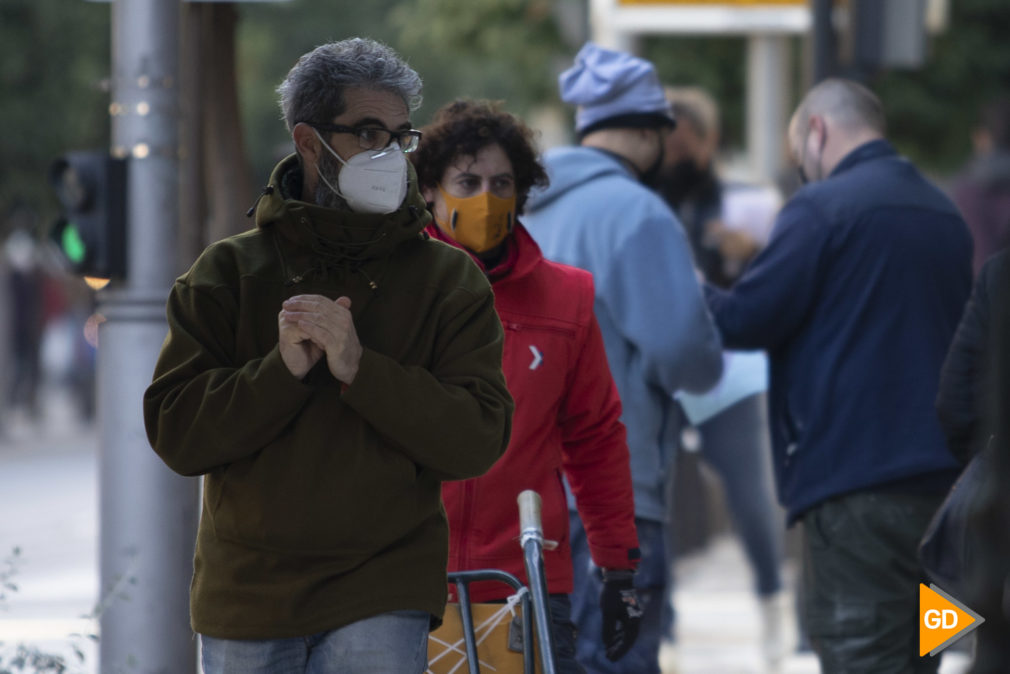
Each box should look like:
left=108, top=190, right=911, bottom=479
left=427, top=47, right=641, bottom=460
left=246, top=185, right=275, bottom=218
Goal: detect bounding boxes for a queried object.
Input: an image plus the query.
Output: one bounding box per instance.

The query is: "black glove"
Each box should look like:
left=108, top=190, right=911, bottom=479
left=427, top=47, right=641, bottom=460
left=599, top=568, right=643, bottom=661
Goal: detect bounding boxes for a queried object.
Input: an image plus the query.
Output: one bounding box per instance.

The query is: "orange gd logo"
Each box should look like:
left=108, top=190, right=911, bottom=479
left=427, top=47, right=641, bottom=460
left=919, top=583, right=985, bottom=657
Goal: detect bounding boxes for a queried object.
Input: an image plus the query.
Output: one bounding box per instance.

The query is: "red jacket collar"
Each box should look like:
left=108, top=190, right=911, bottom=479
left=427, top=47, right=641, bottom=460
left=425, top=221, right=543, bottom=284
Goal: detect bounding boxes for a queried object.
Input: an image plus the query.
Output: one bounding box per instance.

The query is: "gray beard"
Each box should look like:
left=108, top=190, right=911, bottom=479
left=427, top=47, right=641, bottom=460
left=313, top=150, right=350, bottom=210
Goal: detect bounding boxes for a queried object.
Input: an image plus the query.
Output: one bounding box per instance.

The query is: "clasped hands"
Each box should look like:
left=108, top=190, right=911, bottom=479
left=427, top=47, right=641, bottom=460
left=278, top=294, right=362, bottom=384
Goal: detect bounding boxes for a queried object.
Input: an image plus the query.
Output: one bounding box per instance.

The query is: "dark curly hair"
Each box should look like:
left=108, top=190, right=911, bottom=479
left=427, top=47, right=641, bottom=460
left=411, top=99, right=549, bottom=213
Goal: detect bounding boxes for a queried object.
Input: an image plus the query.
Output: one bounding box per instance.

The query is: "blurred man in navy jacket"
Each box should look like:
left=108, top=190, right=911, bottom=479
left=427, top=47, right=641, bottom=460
left=705, top=78, right=972, bottom=673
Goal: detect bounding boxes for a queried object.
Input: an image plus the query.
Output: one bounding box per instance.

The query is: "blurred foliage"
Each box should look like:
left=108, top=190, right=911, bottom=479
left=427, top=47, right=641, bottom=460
left=644, top=0, right=1010, bottom=175
left=642, top=36, right=749, bottom=152
left=232, top=0, right=381, bottom=180
left=0, top=2, right=109, bottom=235
left=5, top=0, right=1010, bottom=228
left=871, top=0, right=1010, bottom=173
left=236, top=0, right=569, bottom=183
left=390, top=0, right=567, bottom=106
left=0, top=547, right=82, bottom=673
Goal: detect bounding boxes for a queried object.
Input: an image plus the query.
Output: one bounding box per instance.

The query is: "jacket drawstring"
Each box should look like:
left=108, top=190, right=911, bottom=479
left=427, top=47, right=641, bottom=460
left=246, top=185, right=275, bottom=218
left=358, top=267, right=379, bottom=291
left=283, top=199, right=427, bottom=291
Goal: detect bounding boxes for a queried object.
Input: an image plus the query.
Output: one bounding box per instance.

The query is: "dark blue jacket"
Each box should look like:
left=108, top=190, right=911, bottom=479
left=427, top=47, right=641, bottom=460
left=706, top=140, right=973, bottom=523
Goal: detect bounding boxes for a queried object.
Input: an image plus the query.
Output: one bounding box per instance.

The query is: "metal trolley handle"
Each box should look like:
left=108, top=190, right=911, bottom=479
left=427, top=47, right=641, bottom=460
left=517, top=490, right=559, bottom=674
left=517, top=490, right=543, bottom=546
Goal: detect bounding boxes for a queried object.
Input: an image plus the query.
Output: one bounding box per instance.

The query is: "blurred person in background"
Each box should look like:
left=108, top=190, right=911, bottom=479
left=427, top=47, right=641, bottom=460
left=4, top=225, right=45, bottom=423
left=705, top=78, right=972, bottom=673
left=411, top=98, right=643, bottom=672
left=2, top=203, right=98, bottom=430
left=0, top=236, right=7, bottom=436
left=523, top=42, right=723, bottom=674
left=656, top=86, right=787, bottom=672
left=60, top=279, right=98, bottom=423
left=144, top=38, right=513, bottom=674
left=933, top=247, right=1010, bottom=672
left=658, top=86, right=779, bottom=285
left=950, top=97, right=1010, bottom=275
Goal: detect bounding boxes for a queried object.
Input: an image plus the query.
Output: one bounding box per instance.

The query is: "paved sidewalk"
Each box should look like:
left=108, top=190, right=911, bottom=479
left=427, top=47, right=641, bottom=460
left=671, top=535, right=816, bottom=674
left=670, top=533, right=972, bottom=674
left=0, top=390, right=99, bottom=673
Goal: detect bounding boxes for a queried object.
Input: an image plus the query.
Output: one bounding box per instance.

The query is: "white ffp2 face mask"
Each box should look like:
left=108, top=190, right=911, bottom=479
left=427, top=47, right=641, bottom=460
left=313, top=129, right=408, bottom=214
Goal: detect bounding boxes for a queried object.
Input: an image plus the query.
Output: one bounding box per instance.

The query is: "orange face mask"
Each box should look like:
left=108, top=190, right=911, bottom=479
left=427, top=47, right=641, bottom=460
left=434, top=186, right=516, bottom=254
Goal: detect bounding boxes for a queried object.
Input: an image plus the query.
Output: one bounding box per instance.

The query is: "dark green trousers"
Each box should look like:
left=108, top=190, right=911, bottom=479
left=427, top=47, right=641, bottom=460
left=801, top=489, right=946, bottom=674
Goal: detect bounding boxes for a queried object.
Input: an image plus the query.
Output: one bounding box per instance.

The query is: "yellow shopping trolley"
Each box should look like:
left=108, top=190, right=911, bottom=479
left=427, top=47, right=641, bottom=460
left=427, top=490, right=559, bottom=674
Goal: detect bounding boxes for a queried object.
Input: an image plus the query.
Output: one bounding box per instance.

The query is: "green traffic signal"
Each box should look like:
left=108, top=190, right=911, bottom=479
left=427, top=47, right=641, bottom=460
left=60, top=221, right=87, bottom=264
left=48, top=151, right=127, bottom=279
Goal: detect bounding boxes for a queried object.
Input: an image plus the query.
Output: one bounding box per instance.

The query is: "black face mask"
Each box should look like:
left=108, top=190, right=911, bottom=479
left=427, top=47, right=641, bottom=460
left=797, top=165, right=809, bottom=185
left=661, top=158, right=709, bottom=203
left=641, top=143, right=666, bottom=189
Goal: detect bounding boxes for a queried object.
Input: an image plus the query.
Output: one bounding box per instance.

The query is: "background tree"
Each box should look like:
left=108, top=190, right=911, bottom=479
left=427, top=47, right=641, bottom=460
left=871, top=0, right=1010, bottom=174
left=0, top=1, right=109, bottom=236
left=179, top=3, right=255, bottom=268
left=642, top=36, right=749, bottom=154
left=0, top=1, right=254, bottom=273
left=5, top=0, right=1010, bottom=253
left=237, top=0, right=571, bottom=183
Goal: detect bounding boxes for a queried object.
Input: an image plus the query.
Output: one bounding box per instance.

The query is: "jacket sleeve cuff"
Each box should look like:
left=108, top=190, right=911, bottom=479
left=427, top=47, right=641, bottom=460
left=339, top=347, right=380, bottom=406
left=591, top=545, right=641, bottom=571
left=262, top=345, right=316, bottom=403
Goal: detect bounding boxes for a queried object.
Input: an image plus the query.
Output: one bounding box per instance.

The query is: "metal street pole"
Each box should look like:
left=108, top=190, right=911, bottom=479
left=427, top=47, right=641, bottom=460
left=812, top=0, right=836, bottom=83
left=747, top=34, right=791, bottom=184
left=100, top=1, right=199, bottom=672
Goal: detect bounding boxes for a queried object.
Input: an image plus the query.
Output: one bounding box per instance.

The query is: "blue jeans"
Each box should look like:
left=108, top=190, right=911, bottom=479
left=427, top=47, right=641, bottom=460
left=696, top=394, right=783, bottom=597
left=200, top=610, right=430, bottom=674
left=661, top=394, right=784, bottom=643
left=570, top=513, right=666, bottom=674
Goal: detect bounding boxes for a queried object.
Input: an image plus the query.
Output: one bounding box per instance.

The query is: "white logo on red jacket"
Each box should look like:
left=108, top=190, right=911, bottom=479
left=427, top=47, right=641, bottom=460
left=528, top=345, right=543, bottom=370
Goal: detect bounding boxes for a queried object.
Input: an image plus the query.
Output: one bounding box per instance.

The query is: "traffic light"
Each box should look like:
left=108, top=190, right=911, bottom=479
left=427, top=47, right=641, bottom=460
left=49, top=151, right=128, bottom=280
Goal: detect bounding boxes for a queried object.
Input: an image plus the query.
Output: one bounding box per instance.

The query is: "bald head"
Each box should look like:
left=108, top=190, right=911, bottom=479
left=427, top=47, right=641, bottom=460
left=789, top=78, right=886, bottom=182
left=792, top=78, right=885, bottom=138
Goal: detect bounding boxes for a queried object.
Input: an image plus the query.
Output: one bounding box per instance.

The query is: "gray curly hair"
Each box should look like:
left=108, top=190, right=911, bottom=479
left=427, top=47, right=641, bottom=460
left=276, top=38, right=423, bottom=133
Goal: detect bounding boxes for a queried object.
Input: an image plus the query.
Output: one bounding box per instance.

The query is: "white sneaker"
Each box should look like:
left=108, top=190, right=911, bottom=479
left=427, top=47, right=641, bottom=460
left=759, top=592, right=790, bottom=673
left=658, top=639, right=679, bottom=674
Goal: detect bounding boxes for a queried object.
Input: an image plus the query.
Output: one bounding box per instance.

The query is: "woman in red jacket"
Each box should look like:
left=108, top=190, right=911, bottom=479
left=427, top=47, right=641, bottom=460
left=411, top=99, right=641, bottom=672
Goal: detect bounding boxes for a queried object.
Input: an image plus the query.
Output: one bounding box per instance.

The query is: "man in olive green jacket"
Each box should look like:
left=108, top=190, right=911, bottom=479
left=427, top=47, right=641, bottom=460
left=143, top=38, right=513, bottom=674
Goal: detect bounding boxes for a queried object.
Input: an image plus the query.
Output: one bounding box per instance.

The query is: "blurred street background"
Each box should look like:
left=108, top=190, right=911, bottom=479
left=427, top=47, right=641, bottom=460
left=0, top=386, right=98, bottom=671
left=2, top=0, right=1007, bottom=671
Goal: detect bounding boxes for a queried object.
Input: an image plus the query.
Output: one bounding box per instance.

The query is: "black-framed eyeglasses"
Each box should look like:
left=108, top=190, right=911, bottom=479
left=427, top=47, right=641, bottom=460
left=311, top=123, right=422, bottom=153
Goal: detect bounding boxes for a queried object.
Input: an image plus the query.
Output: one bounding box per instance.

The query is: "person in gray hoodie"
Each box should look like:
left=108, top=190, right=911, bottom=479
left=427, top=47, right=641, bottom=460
left=523, top=42, right=723, bottom=674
